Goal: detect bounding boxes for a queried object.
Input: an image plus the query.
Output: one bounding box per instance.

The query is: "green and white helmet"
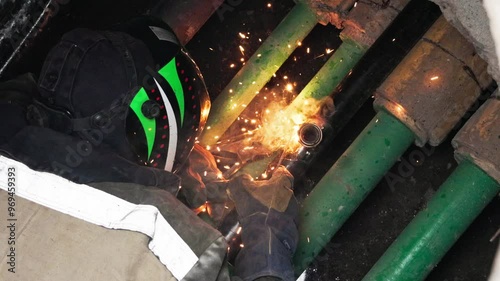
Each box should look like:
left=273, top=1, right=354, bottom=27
left=120, top=17, right=211, bottom=173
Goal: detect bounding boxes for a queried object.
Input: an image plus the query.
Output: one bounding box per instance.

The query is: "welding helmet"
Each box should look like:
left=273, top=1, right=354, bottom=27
left=31, top=16, right=210, bottom=173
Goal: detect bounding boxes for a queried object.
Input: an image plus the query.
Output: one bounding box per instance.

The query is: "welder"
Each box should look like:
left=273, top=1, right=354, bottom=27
left=0, top=16, right=299, bottom=281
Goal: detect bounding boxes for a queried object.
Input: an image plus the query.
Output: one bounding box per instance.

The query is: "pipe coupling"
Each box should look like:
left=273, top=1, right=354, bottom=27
left=452, top=90, right=500, bottom=184
left=374, top=16, right=492, bottom=147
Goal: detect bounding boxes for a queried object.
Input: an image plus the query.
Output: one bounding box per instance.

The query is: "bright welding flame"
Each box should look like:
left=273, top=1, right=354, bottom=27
left=193, top=203, right=207, bottom=214
left=253, top=98, right=323, bottom=153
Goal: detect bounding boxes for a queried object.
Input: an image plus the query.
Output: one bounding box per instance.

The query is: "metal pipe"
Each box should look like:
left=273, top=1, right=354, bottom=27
left=152, top=0, right=224, bottom=45
left=199, top=3, right=318, bottom=146
left=293, top=110, right=415, bottom=274
left=361, top=160, right=500, bottom=281
left=293, top=14, right=493, bottom=275
left=240, top=0, right=440, bottom=181
left=240, top=0, right=428, bottom=182
left=327, top=0, right=441, bottom=136
left=284, top=0, right=441, bottom=182
left=298, top=122, right=323, bottom=148
left=288, top=38, right=365, bottom=110
left=287, top=0, right=413, bottom=111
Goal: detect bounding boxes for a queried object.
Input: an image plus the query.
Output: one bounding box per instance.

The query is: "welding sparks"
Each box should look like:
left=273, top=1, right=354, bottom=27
left=239, top=45, right=245, bottom=55
left=285, top=83, right=294, bottom=92
left=193, top=204, right=207, bottom=214
left=238, top=32, right=246, bottom=39
left=430, top=76, right=439, bottom=81
left=326, top=48, right=334, bottom=54
left=251, top=97, right=323, bottom=153
left=267, top=3, right=272, bottom=8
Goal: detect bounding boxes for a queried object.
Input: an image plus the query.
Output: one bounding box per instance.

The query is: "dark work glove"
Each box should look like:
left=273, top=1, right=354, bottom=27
left=228, top=167, right=299, bottom=281
left=178, top=144, right=228, bottom=224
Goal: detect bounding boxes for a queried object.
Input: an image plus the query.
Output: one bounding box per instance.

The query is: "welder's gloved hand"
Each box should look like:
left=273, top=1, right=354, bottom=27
left=178, top=144, right=228, bottom=224
left=228, top=167, right=299, bottom=281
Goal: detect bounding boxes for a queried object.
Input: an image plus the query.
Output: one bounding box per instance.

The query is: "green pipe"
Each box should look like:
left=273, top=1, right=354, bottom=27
left=243, top=39, right=366, bottom=178
left=200, top=3, right=317, bottom=146
left=293, top=110, right=415, bottom=274
left=288, top=38, right=366, bottom=110
left=362, top=160, right=500, bottom=281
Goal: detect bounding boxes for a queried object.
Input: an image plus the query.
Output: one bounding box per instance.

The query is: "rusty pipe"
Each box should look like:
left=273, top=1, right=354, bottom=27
left=152, top=0, right=225, bottom=45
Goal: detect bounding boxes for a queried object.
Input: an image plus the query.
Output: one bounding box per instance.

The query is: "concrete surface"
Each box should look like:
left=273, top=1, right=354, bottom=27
left=484, top=0, right=500, bottom=80
left=431, top=0, right=500, bottom=83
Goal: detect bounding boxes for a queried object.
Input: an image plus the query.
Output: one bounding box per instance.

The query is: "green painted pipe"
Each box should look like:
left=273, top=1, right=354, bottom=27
left=362, top=160, right=500, bottom=281
left=288, top=38, right=366, bottom=111
left=200, top=3, right=317, bottom=146
left=293, top=110, right=415, bottom=274
left=243, top=39, right=367, bottom=178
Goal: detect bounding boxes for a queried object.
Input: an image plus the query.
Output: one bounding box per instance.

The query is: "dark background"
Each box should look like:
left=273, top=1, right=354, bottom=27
left=1, top=0, right=499, bottom=280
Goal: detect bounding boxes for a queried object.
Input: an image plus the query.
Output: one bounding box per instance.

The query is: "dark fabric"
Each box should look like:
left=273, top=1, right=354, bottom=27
left=1, top=126, right=180, bottom=193
left=228, top=169, right=299, bottom=281
left=38, top=27, right=156, bottom=162
left=0, top=73, right=38, bottom=144
left=38, top=28, right=153, bottom=117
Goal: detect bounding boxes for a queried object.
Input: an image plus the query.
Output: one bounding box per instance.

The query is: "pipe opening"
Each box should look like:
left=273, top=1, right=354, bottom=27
left=298, top=123, right=323, bottom=148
